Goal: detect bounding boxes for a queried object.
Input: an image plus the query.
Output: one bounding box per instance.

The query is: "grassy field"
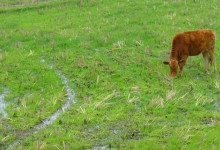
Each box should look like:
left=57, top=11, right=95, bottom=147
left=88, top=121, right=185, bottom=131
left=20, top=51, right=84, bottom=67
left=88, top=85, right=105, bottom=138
left=1, top=0, right=220, bottom=149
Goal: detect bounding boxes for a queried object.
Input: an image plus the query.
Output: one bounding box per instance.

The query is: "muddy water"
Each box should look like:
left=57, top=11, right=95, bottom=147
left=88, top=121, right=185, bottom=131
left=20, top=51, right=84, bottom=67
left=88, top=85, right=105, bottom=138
left=7, top=60, right=77, bottom=149
left=0, top=90, right=8, bottom=118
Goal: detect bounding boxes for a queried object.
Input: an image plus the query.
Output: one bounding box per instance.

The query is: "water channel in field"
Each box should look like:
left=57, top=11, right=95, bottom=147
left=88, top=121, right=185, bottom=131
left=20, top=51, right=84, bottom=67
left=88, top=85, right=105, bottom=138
left=7, top=59, right=77, bottom=149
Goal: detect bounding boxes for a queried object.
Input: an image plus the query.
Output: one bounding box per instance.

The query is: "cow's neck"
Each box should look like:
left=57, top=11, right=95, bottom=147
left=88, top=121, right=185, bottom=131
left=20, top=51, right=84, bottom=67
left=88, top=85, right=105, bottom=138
left=170, top=46, right=178, bottom=60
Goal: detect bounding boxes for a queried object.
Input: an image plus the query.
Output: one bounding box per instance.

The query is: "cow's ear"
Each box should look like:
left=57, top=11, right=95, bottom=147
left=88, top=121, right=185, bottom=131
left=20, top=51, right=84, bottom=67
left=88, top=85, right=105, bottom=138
left=163, top=61, right=170, bottom=65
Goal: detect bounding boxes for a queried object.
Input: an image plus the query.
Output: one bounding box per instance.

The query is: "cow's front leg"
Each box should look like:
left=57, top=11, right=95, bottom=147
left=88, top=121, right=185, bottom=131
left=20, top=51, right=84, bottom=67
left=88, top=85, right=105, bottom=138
left=178, top=58, right=187, bottom=77
left=179, top=64, right=184, bottom=77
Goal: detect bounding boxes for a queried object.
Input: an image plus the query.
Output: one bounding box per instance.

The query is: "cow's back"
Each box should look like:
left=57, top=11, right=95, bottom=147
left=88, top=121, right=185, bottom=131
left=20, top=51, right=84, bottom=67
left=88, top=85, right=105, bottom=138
left=172, top=30, right=215, bottom=56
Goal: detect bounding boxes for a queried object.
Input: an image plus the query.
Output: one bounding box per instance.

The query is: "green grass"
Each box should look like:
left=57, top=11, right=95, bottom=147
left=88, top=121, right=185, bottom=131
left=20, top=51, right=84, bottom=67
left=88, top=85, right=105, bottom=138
left=1, top=0, right=220, bottom=149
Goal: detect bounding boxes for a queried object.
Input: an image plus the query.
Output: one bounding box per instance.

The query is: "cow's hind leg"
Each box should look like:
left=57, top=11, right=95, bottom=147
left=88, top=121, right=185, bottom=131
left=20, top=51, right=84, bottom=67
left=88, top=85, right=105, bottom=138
left=208, top=50, right=217, bottom=73
left=202, top=52, right=210, bottom=73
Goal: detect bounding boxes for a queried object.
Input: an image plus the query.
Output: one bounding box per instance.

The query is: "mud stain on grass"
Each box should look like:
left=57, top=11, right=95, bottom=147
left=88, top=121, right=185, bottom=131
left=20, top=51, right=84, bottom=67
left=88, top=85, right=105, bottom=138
left=7, top=59, right=77, bottom=149
left=0, top=90, right=8, bottom=118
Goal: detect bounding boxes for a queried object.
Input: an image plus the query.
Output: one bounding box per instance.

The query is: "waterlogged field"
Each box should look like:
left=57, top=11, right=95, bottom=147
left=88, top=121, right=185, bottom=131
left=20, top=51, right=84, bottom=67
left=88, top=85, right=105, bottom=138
left=0, top=0, right=220, bottom=149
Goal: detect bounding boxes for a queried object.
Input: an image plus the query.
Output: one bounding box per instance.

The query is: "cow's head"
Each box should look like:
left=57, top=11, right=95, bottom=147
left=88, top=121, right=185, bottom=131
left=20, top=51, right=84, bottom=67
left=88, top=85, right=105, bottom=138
left=163, top=59, right=179, bottom=78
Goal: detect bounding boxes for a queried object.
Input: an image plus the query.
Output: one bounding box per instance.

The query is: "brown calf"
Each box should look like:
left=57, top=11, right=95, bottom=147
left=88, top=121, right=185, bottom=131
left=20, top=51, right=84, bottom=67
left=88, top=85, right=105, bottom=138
left=163, top=29, right=216, bottom=78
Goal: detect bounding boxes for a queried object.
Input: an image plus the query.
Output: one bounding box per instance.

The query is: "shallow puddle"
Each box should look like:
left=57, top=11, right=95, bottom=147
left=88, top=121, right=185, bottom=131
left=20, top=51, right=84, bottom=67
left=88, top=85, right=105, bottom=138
left=7, top=59, right=77, bottom=149
left=0, top=90, right=8, bottom=118
left=92, top=146, right=111, bottom=150
left=6, top=0, right=54, bottom=8
left=214, top=101, right=220, bottom=111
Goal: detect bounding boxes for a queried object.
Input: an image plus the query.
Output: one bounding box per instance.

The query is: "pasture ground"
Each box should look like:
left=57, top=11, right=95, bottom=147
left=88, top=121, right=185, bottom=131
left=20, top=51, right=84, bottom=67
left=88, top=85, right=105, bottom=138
left=1, top=0, right=220, bottom=149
